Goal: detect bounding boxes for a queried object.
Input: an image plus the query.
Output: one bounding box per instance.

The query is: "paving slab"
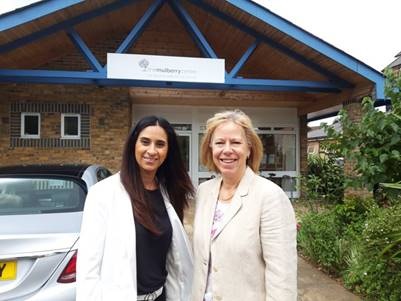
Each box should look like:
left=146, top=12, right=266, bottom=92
left=298, top=257, right=361, bottom=301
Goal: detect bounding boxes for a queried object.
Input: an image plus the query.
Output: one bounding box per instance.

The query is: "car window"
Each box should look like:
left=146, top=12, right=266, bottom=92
left=0, top=177, right=86, bottom=215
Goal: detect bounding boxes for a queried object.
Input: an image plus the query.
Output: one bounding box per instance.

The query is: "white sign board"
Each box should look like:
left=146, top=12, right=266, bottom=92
left=107, top=53, right=225, bottom=83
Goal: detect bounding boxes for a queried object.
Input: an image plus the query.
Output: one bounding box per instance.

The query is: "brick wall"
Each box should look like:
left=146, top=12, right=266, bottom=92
left=0, top=83, right=130, bottom=173
left=299, top=115, right=308, bottom=176
left=342, top=99, right=362, bottom=178
left=342, top=99, right=371, bottom=197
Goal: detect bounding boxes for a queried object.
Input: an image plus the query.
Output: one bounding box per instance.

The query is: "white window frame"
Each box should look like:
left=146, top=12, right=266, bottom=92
left=21, top=112, right=40, bottom=138
left=61, top=113, right=81, bottom=139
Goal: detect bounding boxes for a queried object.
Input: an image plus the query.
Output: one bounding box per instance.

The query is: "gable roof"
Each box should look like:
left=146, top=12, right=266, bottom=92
left=386, top=51, right=401, bottom=70
left=0, top=0, right=385, bottom=115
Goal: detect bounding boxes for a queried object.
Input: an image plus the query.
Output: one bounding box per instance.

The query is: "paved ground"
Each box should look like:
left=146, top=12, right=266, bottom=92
left=298, top=257, right=361, bottom=301
left=184, top=202, right=362, bottom=301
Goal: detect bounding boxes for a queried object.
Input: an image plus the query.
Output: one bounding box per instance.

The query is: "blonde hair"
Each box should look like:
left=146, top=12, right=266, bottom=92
left=200, top=109, right=263, bottom=173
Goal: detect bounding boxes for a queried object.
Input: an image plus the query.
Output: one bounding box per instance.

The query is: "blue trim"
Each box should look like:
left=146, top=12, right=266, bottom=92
left=0, top=0, right=135, bottom=54
left=66, top=29, right=103, bottom=72
left=0, top=0, right=84, bottom=32
left=0, top=69, right=105, bottom=79
left=227, top=78, right=341, bottom=92
left=189, top=0, right=352, bottom=89
left=226, top=0, right=385, bottom=98
left=0, top=68, right=340, bottom=92
left=116, top=0, right=164, bottom=54
left=169, top=0, right=218, bottom=58
left=307, top=99, right=390, bottom=122
left=228, top=40, right=259, bottom=78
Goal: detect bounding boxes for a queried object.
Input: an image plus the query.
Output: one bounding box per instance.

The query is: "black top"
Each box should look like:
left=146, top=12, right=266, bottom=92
left=135, top=188, right=172, bottom=294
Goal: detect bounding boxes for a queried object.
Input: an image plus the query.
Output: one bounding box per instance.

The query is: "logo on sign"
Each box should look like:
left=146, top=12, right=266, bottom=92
left=138, top=59, right=149, bottom=69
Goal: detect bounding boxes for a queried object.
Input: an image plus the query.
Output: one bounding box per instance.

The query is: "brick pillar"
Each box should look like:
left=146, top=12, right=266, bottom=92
left=342, top=99, right=370, bottom=197
left=299, top=115, right=308, bottom=177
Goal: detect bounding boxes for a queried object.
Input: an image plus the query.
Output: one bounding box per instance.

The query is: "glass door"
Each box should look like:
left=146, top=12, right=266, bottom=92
left=176, top=134, right=191, bottom=174
left=257, top=127, right=298, bottom=198
left=174, top=124, right=192, bottom=179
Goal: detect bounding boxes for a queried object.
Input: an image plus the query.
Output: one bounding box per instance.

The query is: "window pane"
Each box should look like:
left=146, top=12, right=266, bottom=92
left=198, top=177, right=214, bottom=185
left=259, top=134, right=296, bottom=171
left=64, top=116, right=79, bottom=136
left=265, top=176, right=297, bottom=192
left=0, top=178, right=86, bottom=215
left=24, top=115, right=39, bottom=135
left=177, top=135, right=190, bottom=172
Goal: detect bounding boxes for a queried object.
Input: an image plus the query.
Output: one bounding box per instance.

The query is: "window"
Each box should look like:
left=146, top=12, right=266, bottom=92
left=21, top=113, right=40, bottom=138
left=173, top=124, right=192, bottom=173
left=259, top=133, right=296, bottom=171
left=0, top=177, right=86, bottom=215
left=61, top=114, right=80, bottom=139
left=176, top=135, right=190, bottom=172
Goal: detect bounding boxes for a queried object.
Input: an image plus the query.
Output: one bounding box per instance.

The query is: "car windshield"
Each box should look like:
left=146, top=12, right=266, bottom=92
left=0, top=177, right=86, bottom=215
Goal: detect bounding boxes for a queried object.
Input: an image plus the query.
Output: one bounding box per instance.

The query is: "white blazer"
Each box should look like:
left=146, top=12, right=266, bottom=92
left=76, top=173, right=193, bottom=301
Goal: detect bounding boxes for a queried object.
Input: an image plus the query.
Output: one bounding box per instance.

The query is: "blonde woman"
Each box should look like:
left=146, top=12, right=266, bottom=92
left=192, top=110, right=297, bottom=301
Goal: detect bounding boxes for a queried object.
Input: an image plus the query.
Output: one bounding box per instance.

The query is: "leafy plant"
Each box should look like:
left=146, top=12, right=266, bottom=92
left=323, top=70, right=401, bottom=195
left=297, top=210, right=343, bottom=273
left=300, top=153, right=344, bottom=207
left=343, top=205, right=401, bottom=300
left=377, top=182, right=401, bottom=206
left=377, top=183, right=401, bottom=260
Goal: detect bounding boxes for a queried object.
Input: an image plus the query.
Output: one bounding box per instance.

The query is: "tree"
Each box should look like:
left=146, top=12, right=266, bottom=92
left=323, top=70, right=401, bottom=192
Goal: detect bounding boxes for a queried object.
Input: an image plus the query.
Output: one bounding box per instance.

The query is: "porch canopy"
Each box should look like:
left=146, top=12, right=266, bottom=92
left=0, top=0, right=385, bottom=120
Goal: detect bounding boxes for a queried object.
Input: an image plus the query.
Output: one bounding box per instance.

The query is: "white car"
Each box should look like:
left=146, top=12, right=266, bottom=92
left=0, top=164, right=111, bottom=300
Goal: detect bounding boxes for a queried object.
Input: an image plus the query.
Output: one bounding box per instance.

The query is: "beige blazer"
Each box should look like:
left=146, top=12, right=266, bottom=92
left=191, top=167, right=297, bottom=301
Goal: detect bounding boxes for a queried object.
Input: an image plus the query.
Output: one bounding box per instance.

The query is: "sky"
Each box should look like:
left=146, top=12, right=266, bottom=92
left=1, top=0, right=399, bottom=125
left=254, top=0, right=400, bottom=71
left=0, top=0, right=39, bottom=14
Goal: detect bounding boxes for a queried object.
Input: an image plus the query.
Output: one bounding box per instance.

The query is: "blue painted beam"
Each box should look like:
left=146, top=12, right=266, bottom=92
left=0, top=69, right=105, bottom=79
left=227, top=78, right=341, bottom=92
left=0, top=0, right=135, bottom=54
left=0, top=68, right=341, bottom=93
left=228, top=39, right=259, bottom=78
left=307, top=99, right=390, bottom=122
left=66, top=29, right=104, bottom=72
left=116, top=0, right=164, bottom=53
left=189, top=0, right=352, bottom=89
left=226, top=0, right=385, bottom=99
left=0, top=0, right=84, bottom=32
left=168, top=0, right=218, bottom=58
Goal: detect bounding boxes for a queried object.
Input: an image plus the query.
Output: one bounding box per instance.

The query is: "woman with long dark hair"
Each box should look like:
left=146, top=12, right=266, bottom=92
left=77, top=116, right=194, bottom=301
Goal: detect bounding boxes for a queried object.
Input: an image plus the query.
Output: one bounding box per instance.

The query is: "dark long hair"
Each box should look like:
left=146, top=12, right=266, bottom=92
left=120, top=116, right=194, bottom=234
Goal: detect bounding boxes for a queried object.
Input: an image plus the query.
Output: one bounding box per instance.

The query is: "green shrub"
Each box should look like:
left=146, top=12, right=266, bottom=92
left=298, top=197, right=376, bottom=274
left=334, top=196, right=376, bottom=226
left=297, top=210, right=343, bottom=273
left=323, top=70, right=401, bottom=194
left=343, top=205, right=401, bottom=300
left=301, top=153, right=344, bottom=205
left=377, top=182, right=401, bottom=206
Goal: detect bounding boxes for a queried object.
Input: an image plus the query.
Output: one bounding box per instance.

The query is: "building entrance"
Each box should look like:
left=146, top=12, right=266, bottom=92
left=133, top=105, right=299, bottom=198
